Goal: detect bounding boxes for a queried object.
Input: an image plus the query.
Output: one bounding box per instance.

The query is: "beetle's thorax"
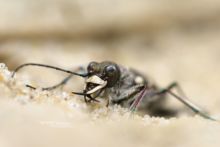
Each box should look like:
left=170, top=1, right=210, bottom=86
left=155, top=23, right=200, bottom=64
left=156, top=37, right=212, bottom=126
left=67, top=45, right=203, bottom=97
left=106, top=66, right=147, bottom=97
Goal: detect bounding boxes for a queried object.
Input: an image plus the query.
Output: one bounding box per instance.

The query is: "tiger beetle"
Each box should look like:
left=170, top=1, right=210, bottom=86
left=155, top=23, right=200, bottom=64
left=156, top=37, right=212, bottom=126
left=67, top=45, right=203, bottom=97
left=12, top=61, right=218, bottom=121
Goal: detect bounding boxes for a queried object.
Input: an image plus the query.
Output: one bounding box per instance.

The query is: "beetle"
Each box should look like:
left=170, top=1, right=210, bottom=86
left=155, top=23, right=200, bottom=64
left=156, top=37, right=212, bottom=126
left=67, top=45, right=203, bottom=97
left=12, top=61, right=217, bottom=121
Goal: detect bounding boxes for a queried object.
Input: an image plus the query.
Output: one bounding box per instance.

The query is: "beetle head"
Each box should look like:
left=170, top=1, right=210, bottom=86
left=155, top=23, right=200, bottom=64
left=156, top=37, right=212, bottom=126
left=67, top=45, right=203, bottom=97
left=85, top=61, right=121, bottom=94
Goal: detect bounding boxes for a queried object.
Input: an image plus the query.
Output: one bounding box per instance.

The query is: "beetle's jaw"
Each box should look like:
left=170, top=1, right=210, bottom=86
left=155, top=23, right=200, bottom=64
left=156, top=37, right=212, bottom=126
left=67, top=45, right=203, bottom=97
left=85, top=75, right=107, bottom=94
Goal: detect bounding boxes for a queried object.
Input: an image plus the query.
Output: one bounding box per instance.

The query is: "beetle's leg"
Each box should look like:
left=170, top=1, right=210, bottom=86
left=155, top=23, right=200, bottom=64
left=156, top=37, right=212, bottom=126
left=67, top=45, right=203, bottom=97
left=26, top=66, right=85, bottom=91
left=158, top=82, right=187, bottom=98
left=111, top=85, right=145, bottom=104
left=129, top=86, right=150, bottom=112
left=158, top=82, right=218, bottom=121
left=129, top=85, right=169, bottom=112
left=106, top=98, right=110, bottom=107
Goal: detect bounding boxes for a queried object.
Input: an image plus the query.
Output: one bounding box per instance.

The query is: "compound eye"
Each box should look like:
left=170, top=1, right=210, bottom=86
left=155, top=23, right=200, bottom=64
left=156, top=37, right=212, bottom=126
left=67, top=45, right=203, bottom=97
left=105, top=65, right=117, bottom=76
left=103, top=64, right=120, bottom=87
left=87, top=62, right=98, bottom=74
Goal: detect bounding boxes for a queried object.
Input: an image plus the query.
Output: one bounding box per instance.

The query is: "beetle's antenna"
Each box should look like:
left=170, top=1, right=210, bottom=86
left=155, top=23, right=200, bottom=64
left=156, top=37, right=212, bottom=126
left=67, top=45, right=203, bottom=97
left=41, top=74, right=73, bottom=90
left=11, top=63, right=88, bottom=78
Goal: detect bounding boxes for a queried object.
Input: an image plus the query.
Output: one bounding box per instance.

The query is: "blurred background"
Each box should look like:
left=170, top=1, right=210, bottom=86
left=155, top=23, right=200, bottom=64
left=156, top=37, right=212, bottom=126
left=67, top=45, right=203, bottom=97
left=1, top=0, right=220, bottom=147
left=1, top=0, right=220, bottom=112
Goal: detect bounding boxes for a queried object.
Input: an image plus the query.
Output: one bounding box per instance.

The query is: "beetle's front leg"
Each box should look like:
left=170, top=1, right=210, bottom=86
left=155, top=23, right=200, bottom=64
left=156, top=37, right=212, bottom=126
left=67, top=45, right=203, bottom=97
left=110, top=84, right=145, bottom=105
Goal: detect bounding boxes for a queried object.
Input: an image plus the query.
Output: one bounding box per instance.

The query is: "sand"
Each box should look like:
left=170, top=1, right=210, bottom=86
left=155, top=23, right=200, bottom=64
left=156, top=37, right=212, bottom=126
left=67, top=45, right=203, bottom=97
left=1, top=0, right=220, bottom=147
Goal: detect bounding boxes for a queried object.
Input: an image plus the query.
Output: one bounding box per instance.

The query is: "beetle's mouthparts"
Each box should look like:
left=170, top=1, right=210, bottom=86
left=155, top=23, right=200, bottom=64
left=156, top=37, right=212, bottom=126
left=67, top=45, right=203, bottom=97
left=86, top=75, right=107, bottom=94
